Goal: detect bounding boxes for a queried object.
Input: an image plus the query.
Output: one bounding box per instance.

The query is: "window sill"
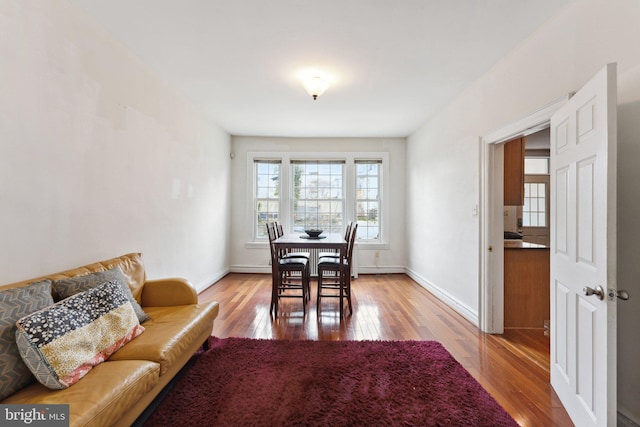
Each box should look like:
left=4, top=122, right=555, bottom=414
left=355, top=242, right=389, bottom=250
left=245, top=241, right=388, bottom=250
left=246, top=241, right=269, bottom=249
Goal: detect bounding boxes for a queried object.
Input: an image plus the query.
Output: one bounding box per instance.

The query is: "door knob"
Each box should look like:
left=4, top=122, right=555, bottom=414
left=616, top=290, right=630, bottom=301
left=583, top=285, right=605, bottom=300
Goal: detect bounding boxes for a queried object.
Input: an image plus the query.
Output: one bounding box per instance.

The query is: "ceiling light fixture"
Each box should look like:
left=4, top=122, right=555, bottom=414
left=302, top=76, right=329, bottom=100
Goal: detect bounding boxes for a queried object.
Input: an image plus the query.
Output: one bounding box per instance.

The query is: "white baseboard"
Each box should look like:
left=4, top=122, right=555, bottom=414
left=231, top=265, right=408, bottom=276
left=405, top=267, right=479, bottom=327
left=357, top=265, right=407, bottom=275
left=230, top=264, right=271, bottom=274
left=195, top=267, right=230, bottom=293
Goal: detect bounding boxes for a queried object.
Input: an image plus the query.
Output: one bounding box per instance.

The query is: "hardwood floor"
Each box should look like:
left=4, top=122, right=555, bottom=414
left=199, top=273, right=573, bottom=427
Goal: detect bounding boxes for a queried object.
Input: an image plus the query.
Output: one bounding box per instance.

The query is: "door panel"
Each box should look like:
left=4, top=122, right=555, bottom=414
left=555, top=167, right=569, bottom=254
left=550, top=63, right=617, bottom=427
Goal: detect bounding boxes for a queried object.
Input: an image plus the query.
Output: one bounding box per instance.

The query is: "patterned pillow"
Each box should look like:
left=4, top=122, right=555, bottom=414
left=53, top=267, right=150, bottom=323
left=15, top=280, right=144, bottom=390
left=0, top=280, right=54, bottom=400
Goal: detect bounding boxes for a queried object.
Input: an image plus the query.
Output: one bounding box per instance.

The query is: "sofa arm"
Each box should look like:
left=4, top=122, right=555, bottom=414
left=140, top=278, right=198, bottom=307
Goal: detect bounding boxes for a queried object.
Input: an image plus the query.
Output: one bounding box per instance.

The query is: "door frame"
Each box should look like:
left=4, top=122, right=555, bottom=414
left=479, top=96, right=568, bottom=333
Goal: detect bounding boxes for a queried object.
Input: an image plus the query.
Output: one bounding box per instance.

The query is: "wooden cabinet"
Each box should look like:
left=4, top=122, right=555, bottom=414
left=504, top=246, right=550, bottom=328
left=504, top=137, right=525, bottom=205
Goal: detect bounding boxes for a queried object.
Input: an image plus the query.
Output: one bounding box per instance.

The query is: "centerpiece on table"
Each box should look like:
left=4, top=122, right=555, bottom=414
left=304, top=229, right=323, bottom=238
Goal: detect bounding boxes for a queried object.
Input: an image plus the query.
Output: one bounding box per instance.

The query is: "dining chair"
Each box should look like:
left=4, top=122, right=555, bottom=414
left=275, top=221, right=310, bottom=260
left=267, top=222, right=310, bottom=316
left=316, top=222, right=358, bottom=316
left=318, top=221, right=353, bottom=259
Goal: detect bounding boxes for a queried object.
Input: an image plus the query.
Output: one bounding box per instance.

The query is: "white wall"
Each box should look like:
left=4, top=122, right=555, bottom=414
left=616, top=64, right=640, bottom=426
left=0, top=0, right=231, bottom=292
left=406, top=0, right=640, bottom=422
left=229, top=136, right=406, bottom=274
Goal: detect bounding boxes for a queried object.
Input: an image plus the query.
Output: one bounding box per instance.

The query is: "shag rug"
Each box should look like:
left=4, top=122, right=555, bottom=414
left=143, top=337, right=518, bottom=426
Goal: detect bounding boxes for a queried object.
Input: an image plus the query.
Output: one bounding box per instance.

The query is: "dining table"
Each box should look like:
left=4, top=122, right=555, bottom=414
left=272, top=232, right=350, bottom=316
left=272, top=233, right=348, bottom=260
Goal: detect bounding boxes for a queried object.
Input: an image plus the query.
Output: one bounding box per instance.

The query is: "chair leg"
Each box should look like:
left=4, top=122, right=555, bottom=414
left=270, top=274, right=276, bottom=315
left=307, top=264, right=311, bottom=302
left=273, top=271, right=282, bottom=318
left=302, top=269, right=307, bottom=315
left=346, top=272, right=353, bottom=314
left=317, top=269, right=323, bottom=311
left=273, top=266, right=308, bottom=316
left=339, top=275, right=343, bottom=317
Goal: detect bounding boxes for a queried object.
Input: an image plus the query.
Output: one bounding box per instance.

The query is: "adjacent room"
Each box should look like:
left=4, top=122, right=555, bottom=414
left=2, top=1, right=640, bottom=426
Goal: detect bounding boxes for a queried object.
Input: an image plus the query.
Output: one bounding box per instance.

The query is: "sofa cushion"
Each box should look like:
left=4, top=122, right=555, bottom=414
left=15, top=281, right=145, bottom=389
left=109, top=303, right=218, bottom=375
left=1, top=359, right=160, bottom=427
left=0, top=280, right=55, bottom=400
left=52, top=267, right=150, bottom=323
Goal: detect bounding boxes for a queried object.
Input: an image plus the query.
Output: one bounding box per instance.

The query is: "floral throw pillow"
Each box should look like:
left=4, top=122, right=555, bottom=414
left=15, top=280, right=144, bottom=389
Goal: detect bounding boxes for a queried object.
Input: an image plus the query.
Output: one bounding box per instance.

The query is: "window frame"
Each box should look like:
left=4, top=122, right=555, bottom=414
left=522, top=175, right=550, bottom=228
left=246, top=151, right=389, bottom=249
left=253, top=159, right=282, bottom=240
left=355, top=159, right=383, bottom=241
left=290, top=159, right=346, bottom=234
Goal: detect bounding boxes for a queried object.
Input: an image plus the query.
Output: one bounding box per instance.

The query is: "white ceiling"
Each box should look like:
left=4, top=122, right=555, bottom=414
left=70, top=0, right=572, bottom=138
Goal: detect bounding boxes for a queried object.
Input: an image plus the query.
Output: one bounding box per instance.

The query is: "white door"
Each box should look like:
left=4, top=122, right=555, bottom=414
left=550, top=63, right=617, bottom=426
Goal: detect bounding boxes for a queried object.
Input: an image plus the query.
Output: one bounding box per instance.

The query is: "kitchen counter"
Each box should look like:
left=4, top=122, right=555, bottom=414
left=504, top=241, right=550, bottom=328
left=504, top=240, right=548, bottom=249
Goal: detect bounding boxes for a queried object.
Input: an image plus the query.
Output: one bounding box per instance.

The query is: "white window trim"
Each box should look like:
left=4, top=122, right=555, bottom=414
left=246, top=151, right=389, bottom=249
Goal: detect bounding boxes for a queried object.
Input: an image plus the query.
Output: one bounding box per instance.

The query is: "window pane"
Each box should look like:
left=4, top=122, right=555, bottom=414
left=254, top=160, right=281, bottom=239
left=522, top=182, right=547, bottom=228
left=291, top=160, right=344, bottom=233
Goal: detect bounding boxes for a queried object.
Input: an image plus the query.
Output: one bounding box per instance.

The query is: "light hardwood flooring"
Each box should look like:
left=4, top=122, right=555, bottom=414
left=199, top=273, right=573, bottom=427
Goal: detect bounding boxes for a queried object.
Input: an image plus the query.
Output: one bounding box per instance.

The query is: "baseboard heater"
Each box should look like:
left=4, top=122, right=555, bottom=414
left=301, top=247, right=358, bottom=278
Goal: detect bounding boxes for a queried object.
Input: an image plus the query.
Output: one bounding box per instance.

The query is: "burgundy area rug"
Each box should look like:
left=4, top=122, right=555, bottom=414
left=144, top=337, right=518, bottom=427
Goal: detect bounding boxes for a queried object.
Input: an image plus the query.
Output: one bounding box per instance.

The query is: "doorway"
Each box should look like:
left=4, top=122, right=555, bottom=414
left=503, top=131, right=551, bottom=331
left=479, top=96, right=567, bottom=334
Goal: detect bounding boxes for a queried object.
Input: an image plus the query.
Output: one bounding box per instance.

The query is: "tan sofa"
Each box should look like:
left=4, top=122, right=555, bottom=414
left=0, top=253, right=220, bottom=427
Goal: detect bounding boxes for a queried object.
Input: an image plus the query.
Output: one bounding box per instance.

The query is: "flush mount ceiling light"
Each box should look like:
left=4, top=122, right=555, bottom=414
left=302, top=76, right=330, bottom=100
